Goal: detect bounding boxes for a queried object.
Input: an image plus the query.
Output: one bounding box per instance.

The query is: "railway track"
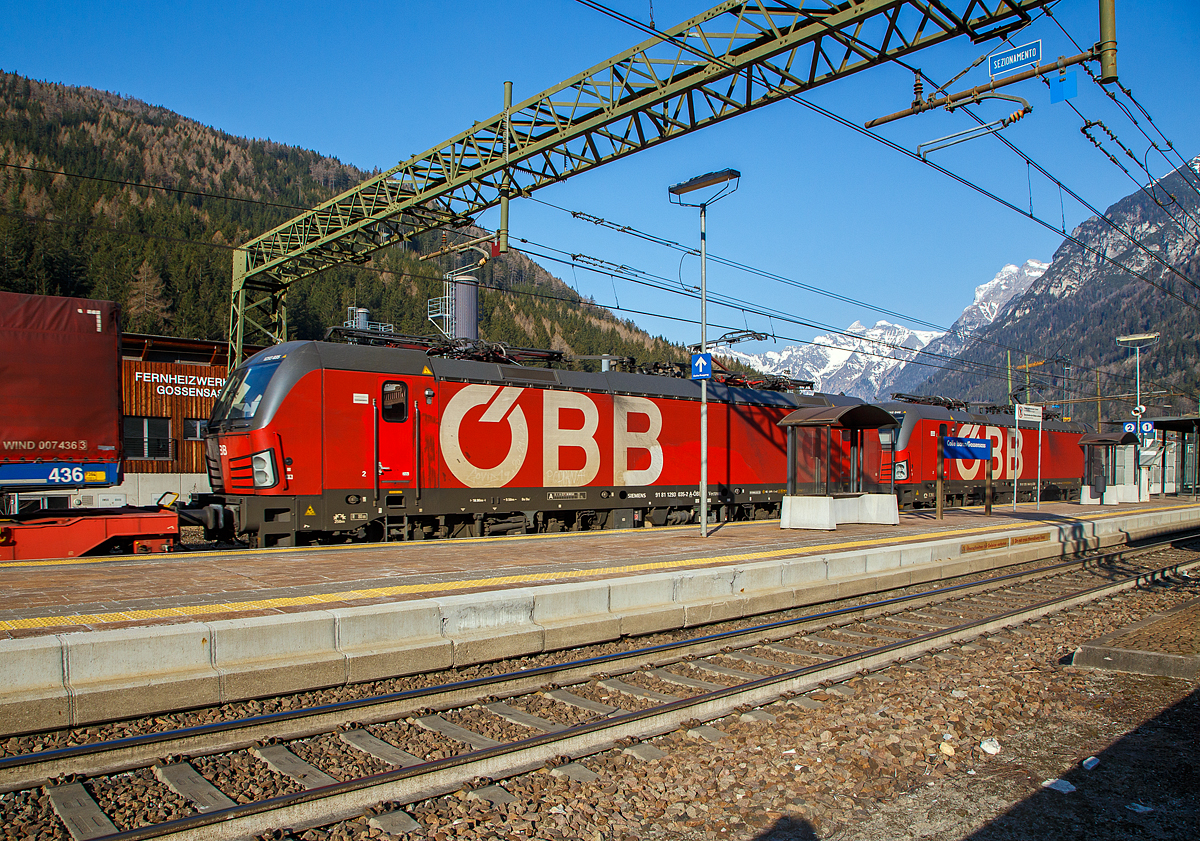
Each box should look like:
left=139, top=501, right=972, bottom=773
left=5, top=536, right=1199, bottom=841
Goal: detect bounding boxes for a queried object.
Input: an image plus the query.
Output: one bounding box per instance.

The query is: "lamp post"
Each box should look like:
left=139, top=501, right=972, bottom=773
left=1116, top=332, right=1160, bottom=426
left=669, top=168, right=740, bottom=537
left=1117, top=331, right=1160, bottom=502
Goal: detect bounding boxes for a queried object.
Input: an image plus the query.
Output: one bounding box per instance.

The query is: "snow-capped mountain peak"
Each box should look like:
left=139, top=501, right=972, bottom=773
left=715, top=260, right=1045, bottom=400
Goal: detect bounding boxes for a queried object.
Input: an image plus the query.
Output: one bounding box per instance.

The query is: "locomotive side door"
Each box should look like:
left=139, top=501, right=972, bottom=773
left=376, top=378, right=416, bottom=491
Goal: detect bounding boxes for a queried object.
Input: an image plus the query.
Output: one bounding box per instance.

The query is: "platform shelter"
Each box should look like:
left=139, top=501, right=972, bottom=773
left=1079, top=430, right=1141, bottom=505
left=778, top=403, right=899, bottom=530
left=1145, top=416, right=1200, bottom=498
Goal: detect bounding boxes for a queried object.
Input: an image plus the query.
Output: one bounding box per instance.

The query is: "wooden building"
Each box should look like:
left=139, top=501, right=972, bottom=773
left=21, top=334, right=248, bottom=510
left=114, top=334, right=233, bottom=505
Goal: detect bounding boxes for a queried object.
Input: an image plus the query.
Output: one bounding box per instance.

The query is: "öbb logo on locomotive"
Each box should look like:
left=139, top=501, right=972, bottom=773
left=440, top=385, right=664, bottom=488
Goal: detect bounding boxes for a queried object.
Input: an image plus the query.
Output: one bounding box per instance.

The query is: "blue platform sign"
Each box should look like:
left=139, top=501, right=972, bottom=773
left=0, top=462, right=120, bottom=490
left=1123, top=422, right=1137, bottom=433
left=943, top=437, right=992, bottom=461
left=691, top=352, right=713, bottom=380
left=1140, top=421, right=1155, bottom=435
left=989, top=40, right=1041, bottom=77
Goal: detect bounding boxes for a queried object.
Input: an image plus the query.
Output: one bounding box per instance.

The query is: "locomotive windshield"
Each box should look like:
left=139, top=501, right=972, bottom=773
left=210, top=358, right=283, bottom=426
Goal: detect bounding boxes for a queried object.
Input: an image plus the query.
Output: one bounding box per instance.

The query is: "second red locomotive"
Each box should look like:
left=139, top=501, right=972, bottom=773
left=879, top=397, right=1085, bottom=508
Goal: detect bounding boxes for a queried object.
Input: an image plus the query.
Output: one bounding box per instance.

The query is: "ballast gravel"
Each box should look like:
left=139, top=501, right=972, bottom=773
left=191, top=751, right=303, bottom=804
left=2, top=549, right=1197, bottom=839
left=86, top=767, right=195, bottom=830
left=295, top=575, right=1199, bottom=841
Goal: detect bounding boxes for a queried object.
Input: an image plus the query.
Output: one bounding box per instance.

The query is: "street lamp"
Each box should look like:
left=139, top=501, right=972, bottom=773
left=669, top=168, right=740, bottom=537
left=1116, top=332, right=1161, bottom=421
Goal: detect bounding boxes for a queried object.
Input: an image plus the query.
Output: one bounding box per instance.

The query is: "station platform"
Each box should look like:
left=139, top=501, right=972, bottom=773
left=1075, top=596, right=1200, bottom=679
left=2, top=498, right=1199, bottom=735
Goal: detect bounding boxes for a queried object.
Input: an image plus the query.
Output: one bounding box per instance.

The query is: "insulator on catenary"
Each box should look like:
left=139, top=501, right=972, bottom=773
left=912, top=74, right=924, bottom=107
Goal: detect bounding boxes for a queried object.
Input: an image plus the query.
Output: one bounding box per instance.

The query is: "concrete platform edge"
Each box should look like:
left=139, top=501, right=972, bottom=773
left=2, top=505, right=1197, bottom=735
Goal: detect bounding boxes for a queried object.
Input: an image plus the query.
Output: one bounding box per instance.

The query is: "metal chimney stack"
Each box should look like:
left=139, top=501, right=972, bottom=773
left=452, top=278, right=478, bottom=340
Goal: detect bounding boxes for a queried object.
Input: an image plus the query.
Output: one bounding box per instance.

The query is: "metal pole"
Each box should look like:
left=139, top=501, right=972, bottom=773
left=1036, top=415, right=1043, bottom=511
left=700, top=202, right=708, bottom=537
left=1135, top=345, right=1141, bottom=416
left=1007, top=351, right=1012, bottom=405
left=936, top=432, right=944, bottom=520
left=1012, top=415, right=1019, bottom=511
left=499, top=81, right=512, bottom=254
left=985, top=456, right=993, bottom=516
left=889, top=431, right=895, bottom=496
left=1098, top=0, right=1118, bottom=83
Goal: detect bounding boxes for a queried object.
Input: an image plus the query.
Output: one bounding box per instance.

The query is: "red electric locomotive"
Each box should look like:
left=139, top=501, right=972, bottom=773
left=879, top=396, right=1087, bottom=509
left=199, top=340, right=808, bottom=546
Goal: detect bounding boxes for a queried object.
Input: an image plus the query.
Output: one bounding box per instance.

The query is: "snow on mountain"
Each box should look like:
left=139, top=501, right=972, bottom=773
left=881, top=259, right=1047, bottom=397
left=715, top=260, right=1047, bottom=401
left=713, top=320, right=942, bottom=401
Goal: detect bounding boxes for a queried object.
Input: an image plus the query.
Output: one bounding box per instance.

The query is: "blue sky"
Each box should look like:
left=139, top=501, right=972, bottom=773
left=3, top=1, right=1198, bottom=357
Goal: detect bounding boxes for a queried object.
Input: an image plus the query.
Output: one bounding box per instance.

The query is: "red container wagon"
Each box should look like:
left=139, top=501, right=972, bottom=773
left=877, top=398, right=1087, bottom=509
left=198, top=341, right=803, bottom=547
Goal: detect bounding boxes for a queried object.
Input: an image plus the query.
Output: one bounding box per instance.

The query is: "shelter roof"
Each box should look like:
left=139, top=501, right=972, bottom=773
left=779, top=403, right=897, bottom=430
left=1079, top=431, right=1139, bottom=446
left=1143, top=416, right=1200, bottom=432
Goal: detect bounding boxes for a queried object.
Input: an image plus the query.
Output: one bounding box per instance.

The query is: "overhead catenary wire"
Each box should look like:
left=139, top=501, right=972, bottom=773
left=515, top=235, right=1171, bottom=402
left=2, top=138, right=1134, bottom=401
left=525, top=243, right=1154, bottom=408
left=3, top=5, right=1189, bottom=407
left=527, top=195, right=1125, bottom=382
left=576, top=0, right=1200, bottom=317
left=2, top=144, right=1084, bottom=381
left=0, top=161, right=311, bottom=212
left=1042, top=3, right=1200, bottom=201
left=2, top=198, right=1164, bottom=407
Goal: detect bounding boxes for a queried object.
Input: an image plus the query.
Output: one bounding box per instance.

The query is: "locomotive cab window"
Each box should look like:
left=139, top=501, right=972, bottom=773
left=382, top=382, right=408, bottom=422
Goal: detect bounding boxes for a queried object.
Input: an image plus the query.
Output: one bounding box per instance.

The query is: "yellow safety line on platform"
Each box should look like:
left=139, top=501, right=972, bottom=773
left=1, top=502, right=1196, bottom=632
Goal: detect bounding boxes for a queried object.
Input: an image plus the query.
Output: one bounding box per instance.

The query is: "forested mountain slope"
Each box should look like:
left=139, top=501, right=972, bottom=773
left=904, top=157, right=1200, bottom=419
left=0, top=71, right=684, bottom=368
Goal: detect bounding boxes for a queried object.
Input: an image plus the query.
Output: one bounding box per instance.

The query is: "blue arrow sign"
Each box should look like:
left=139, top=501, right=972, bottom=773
left=691, top=352, right=712, bottom=380
left=943, top=437, right=991, bottom=461
left=989, top=40, right=1041, bottom=77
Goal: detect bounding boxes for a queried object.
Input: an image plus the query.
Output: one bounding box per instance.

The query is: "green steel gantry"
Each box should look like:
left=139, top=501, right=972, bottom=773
left=229, top=0, right=1065, bottom=361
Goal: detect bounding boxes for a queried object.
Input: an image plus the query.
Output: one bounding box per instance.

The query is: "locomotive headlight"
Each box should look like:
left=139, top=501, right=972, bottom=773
left=893, top=460, right=909, bottom=481
left=251, top=450, right=278, bottom=488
